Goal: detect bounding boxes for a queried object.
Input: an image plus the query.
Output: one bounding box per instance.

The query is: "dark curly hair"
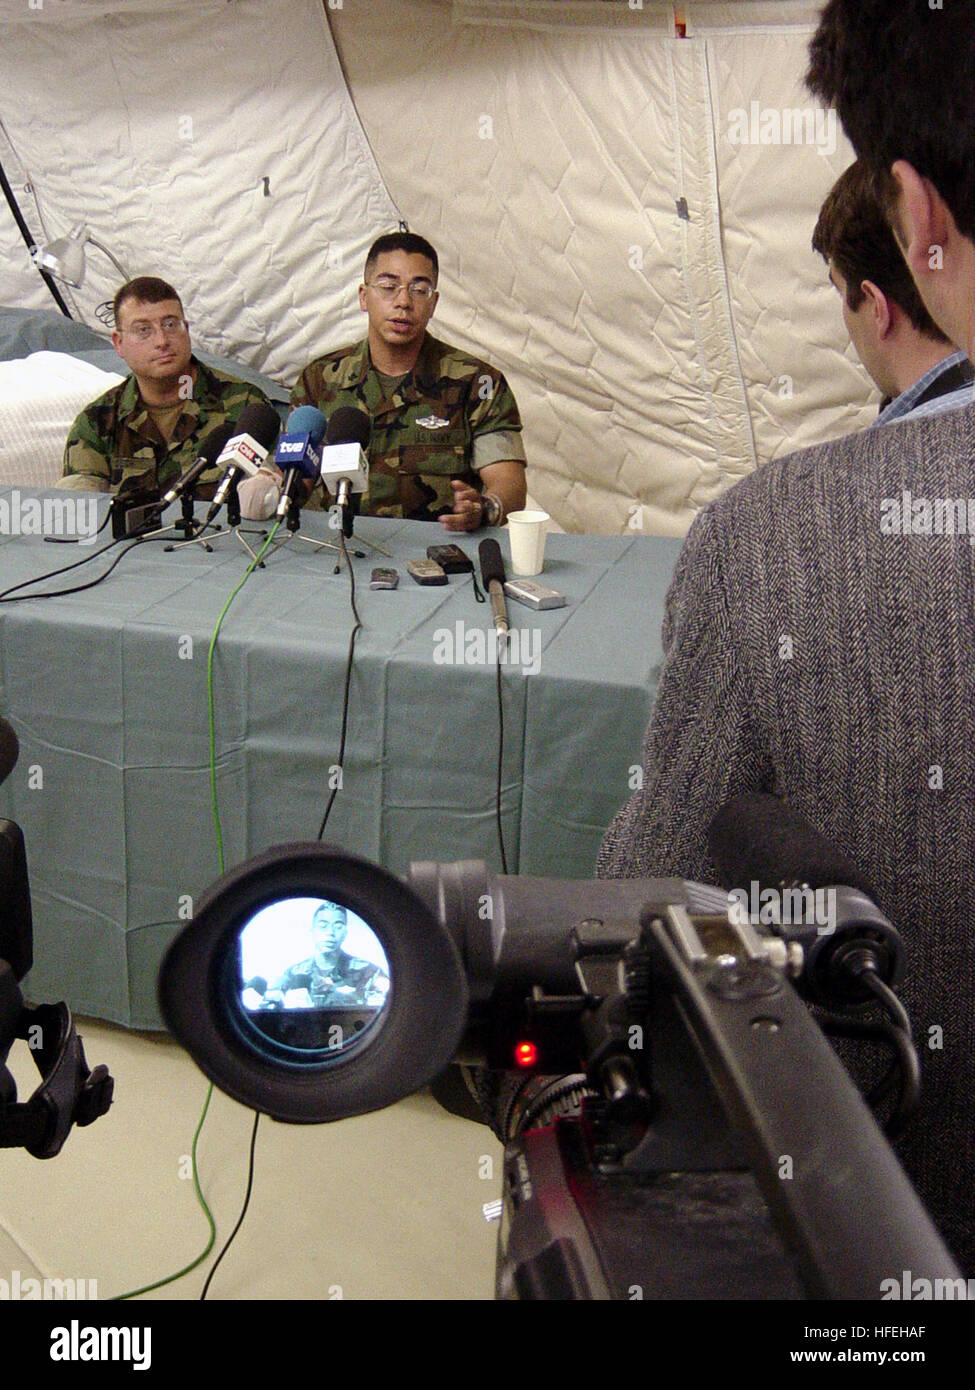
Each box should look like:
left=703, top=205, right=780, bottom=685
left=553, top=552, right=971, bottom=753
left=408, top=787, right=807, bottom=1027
left=807, top=0, right=975, bottom=241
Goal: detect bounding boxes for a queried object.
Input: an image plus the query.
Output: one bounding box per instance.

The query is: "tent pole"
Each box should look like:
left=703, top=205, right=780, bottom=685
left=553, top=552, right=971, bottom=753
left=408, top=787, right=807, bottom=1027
left=0, top=156, right=73, bottom=318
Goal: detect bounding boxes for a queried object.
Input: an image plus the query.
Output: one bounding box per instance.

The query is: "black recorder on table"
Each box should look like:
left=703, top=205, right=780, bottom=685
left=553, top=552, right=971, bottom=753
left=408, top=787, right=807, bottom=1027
left=426, top=544, right=473, bottom=575
left=158, top=794, right=961, bottom=1300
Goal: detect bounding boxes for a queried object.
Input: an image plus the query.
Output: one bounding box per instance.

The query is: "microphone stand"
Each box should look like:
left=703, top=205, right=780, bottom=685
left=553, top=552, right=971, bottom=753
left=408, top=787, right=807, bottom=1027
left=204, top=475, right=269, bottom=564
left=130, top=482, right=222, bottom=552
left=258, top=485, right=348, bottom=563
left=265, top=484, right=390, bottom=571
left=157, top=488, right=224, bottom=552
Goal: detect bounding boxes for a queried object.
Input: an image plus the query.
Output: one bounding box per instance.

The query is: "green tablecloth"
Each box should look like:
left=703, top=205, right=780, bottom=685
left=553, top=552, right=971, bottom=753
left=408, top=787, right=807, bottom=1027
left=0, top=489, right=682, bottom=1026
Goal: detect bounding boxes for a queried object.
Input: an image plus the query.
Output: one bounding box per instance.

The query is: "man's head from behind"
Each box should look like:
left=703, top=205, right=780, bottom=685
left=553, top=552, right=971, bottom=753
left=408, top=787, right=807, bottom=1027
left=111, top=276, right=191, bottom=385
left=807, top=0, right=975, bottom=354
left=813, top=160, right=951, bottom=396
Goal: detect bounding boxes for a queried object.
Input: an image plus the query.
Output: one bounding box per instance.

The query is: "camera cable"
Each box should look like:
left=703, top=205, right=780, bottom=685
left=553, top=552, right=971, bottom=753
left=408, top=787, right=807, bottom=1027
left=112, top=521, right=282, bottom=1298
left=317, top=528, right=363, bottom=839
left=0, top=533, right=147, bottom=603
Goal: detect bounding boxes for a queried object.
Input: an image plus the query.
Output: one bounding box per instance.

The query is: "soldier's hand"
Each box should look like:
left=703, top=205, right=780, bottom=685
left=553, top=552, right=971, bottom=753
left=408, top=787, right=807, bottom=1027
left=238, top=464, right=284, bottom=520
left=440, top=480, right=484, bottom=532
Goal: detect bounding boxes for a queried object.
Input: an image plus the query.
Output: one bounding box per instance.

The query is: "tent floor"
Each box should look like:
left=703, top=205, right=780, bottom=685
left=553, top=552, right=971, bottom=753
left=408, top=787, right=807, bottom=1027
left=0, top=1018, right=500, bottom=1301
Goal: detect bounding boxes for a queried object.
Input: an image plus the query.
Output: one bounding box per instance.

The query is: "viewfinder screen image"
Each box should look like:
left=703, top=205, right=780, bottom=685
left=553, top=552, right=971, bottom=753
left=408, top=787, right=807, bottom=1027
left=238, top=897, right=390, bottom=1017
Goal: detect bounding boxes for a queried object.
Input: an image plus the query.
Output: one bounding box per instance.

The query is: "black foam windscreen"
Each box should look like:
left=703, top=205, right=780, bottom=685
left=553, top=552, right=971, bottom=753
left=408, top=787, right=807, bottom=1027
left=707, top=793, right=874, bottom=896
left=231, top=401, right=282, bottom=452
left=197, top=421, right=235, bottom=464
left=478, top=538, right=506, bottom=588
left=0, top=819, right=32, bottom=981
left=326, top=407, right=372, bottom=449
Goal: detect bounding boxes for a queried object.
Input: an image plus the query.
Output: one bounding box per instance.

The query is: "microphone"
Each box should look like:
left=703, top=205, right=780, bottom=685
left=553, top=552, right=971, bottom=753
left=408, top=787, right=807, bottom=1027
left=205, top=402, right=281, bottom=520
left=160, top=422, right=236, bottom=507
left=273, top=405, right=327, bottom=520
left=320, top=407, right=371, bottom=537
left=478, top=538, right=509, bottom=642
left=707, top=793, right=904, bottom=1007
left=326, top=406, right=371, bottom=451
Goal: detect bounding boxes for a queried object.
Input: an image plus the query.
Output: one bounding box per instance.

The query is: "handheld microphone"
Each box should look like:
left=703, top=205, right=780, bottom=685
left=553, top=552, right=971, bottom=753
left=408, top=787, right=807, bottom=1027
left=160, top=422, right=236, bottom=507
left=206, top=402, right=281, bottom=520
left=707, top=793, right=904, bottom=1007
left=320, top=407, right=371, bottom=537
left=273, top=406, right=327, bottom=520
left=478, top=538, right=509, bottom=642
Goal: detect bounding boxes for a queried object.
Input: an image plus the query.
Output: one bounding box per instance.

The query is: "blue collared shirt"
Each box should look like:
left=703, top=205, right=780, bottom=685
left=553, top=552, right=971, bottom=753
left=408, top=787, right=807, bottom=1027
left=872, top=349, right=974, bottom=427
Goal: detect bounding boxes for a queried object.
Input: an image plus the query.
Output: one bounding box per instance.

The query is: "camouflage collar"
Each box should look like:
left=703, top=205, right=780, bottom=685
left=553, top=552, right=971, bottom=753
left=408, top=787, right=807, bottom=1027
left=360, top=333, right=449, bottom=397
left=117, top=355, right=212, bottom=420
left=412, top=333, right=451, bottom=393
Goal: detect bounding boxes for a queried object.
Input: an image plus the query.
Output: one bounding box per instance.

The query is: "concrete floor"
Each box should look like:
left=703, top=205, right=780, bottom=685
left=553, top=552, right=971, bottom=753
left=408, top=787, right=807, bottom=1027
left=0, top=1017, right=502, bottom=1301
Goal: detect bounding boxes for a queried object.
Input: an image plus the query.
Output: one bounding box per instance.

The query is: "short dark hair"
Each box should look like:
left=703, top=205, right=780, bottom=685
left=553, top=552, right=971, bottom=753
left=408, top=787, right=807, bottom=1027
left=812, top=161, right=949, bottom=341
left=807, top=0, right=975, bottom=241
left=364, top=232, right=438, bottom=284
left=313, top=903, right=346, bottom=923
left=113, top=276, right=183, bottom=326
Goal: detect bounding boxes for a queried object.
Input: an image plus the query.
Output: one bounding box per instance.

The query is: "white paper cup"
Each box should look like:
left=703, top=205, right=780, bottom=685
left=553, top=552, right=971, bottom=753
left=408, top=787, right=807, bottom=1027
left=507, top=509, right=550, bottom=575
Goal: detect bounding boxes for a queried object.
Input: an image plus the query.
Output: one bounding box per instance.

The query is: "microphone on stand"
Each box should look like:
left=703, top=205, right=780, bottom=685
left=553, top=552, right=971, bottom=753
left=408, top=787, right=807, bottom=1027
left=160, top=422, right=236, bottom=507
left=203, top=402, right=282, bottom=527
left=319, top=406, right=371, bottom=539
left=274, top=406, right=327, bottom=521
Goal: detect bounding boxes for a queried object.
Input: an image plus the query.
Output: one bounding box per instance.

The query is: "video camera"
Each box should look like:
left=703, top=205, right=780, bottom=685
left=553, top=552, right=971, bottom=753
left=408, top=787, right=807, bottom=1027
left=158, top=797, right=963, bottom=1300
left=0, top=718, right=113, bottom=1158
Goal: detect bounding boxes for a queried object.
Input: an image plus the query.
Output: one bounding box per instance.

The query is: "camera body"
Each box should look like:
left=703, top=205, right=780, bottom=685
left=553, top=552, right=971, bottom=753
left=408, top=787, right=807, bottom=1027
left=0, top=718, right=113, bottom=1160
left=158, top=841, right=961, bottom=1298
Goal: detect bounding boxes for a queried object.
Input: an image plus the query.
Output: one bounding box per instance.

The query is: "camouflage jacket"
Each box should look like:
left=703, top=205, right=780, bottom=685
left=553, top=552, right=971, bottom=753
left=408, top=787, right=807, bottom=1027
left=60, top=357, right=272, bottom=497
left=274, top=952, right=389, bottom=1008
left=290, top=333, right=525, bottom=520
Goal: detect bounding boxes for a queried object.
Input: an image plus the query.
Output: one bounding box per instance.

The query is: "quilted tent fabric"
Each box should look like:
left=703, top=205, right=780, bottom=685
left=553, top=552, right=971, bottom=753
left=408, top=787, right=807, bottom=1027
left=329, top=0, right=875, bottom=533
left=0, top=0, right=400, bottom=386
left=0, top=0, right=876, bottom=534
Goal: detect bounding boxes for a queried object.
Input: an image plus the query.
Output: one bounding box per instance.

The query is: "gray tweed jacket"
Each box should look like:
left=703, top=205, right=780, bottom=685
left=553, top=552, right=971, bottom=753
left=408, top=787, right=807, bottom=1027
left=598, top=403, right=975, bottom=1275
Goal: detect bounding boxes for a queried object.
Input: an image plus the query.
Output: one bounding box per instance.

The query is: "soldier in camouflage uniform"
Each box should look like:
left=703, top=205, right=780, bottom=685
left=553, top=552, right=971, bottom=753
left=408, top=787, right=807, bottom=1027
left=290, top=232, right=527, bottom=529
left=60, top=276, right=272, bottom=498
left=262, top=904, right=389, bottom=1009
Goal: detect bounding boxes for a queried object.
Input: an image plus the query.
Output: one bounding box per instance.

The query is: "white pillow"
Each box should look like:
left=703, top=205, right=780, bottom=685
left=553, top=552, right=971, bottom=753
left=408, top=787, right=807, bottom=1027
left=0, top=351, right=124, bottom=488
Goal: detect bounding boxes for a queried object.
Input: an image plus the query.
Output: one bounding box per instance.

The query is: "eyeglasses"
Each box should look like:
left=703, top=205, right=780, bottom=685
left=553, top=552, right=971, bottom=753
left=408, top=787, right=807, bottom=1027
left=119, top=316, right=188, bottom=341
left=366, top=278, right=435, bottom=302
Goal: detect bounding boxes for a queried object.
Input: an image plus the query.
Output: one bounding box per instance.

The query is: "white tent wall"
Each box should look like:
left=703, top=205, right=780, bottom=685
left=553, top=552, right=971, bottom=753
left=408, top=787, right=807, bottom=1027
left=0, top=0, right=876, bottom=534
left=0, top=0, right=400, bottom=380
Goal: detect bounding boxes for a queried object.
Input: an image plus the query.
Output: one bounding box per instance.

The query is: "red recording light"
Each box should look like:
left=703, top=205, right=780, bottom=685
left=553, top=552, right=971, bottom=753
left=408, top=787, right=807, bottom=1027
left=514, top=1041, right=538, bottom=1068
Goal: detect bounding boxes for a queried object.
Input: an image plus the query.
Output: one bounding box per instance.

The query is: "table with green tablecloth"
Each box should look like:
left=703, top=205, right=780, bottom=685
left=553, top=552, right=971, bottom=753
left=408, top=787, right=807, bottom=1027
left=0, top=489, right=682, bottom=1026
